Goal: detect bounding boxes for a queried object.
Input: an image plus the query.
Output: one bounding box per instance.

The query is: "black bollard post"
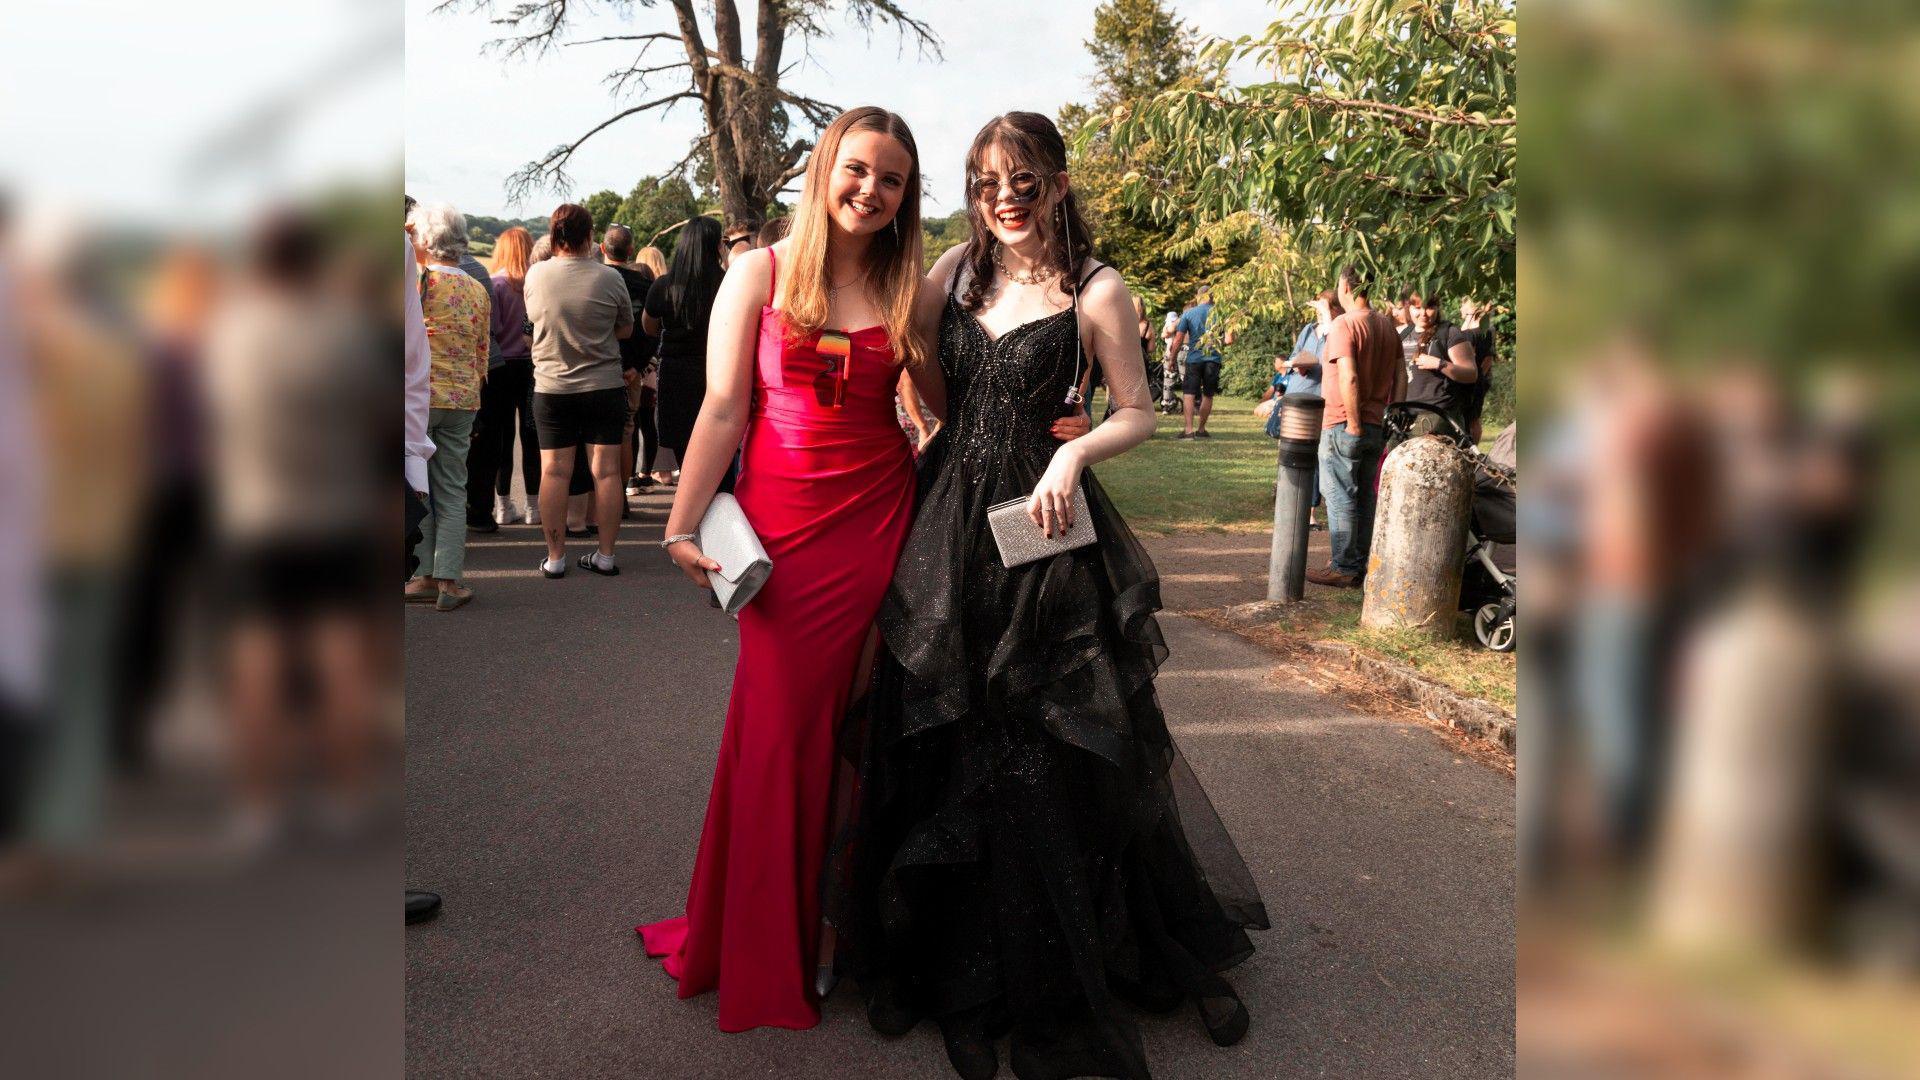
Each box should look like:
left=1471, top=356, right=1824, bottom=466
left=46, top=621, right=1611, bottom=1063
left=1267, top=393, right=1325, bottom=602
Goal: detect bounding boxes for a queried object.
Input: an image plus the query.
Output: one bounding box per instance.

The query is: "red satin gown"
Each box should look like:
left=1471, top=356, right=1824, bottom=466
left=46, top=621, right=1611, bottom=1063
left=636, top=250, right=917, bottom=1031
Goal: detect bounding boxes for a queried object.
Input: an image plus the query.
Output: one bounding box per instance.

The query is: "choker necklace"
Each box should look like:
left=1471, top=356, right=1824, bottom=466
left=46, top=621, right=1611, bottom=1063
left=993, top=244, right=1057, bottom=286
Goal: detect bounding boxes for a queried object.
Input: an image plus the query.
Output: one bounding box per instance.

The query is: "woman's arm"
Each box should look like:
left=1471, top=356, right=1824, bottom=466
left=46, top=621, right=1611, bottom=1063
left=906, top=246, right=965, bottom=422
left=1025, top=266, right=1155, bottom=536
left=642, top=311, right=663, bottom=338
left=1445, top=340, right=1479, bottom=383
left=662, top=248, right=770, bottom=585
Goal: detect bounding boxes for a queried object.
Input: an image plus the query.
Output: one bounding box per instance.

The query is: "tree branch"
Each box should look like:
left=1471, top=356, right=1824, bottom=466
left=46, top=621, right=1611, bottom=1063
left=505, top=91, right=703, bottom=203
left=1187, top=89, right=1515, bottom=128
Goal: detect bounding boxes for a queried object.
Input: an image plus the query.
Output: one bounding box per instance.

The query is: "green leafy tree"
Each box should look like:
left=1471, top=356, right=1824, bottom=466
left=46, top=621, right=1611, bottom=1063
left=582, top=189, right=623, bottom=239
left=1059, top=0, right=1235, bottom=317
left=614, top=174, right=705, bottom=250
left=1108, top=0, right=1516, bottom=387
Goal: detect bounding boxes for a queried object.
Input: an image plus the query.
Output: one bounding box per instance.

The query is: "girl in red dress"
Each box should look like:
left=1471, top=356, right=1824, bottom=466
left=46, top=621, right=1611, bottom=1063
left=636, top=107, right=932, bottom=1032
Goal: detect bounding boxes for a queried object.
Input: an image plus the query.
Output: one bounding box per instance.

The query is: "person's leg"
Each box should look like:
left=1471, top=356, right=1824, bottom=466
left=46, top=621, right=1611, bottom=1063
left=638, top=386, right=659, bottom=477
left=538, top=447, right=575, bottom=564
left=517, top=367, right=542, bottom=514
left=1181, top=393, right=1197, bottom=434
left=1352, top=422, right=1385, bottom=575
left=427, top=410, right=475, bottom=590
left=1198, top=392, right=1214, bottom=431
left=622, top=379, right=643, bottom=490
left=566, top=442, right=592, bottom=528
left=411, top=409, right=451, bottom=584
left=227, top=618, right=290, bottom=825
left=467, top=375, right=505, bottom=526
left=588, top=443, right=623, bottom=557
left=1317, top=426, right=1362, bottom=575
left=310, top=611, right=378, bottom=815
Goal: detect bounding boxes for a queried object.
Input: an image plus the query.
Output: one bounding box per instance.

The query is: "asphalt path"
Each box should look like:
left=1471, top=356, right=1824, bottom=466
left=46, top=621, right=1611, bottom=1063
left=406, top=489, right=1514, bottom=1078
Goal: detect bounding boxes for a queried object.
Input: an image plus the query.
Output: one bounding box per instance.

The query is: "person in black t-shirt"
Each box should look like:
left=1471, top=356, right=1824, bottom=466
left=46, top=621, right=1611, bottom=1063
left=1459, top=298, right=1498, bottom=442
left=1404, top=293, right=1480, bottom=435
left=601, top=225, right=656, bottom=499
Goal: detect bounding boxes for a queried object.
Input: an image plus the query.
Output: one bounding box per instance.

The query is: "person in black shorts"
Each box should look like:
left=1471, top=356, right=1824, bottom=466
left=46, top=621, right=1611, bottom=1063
left=523, top=203, right=635, bottom=578
left=1167, top=285, right=1226, bottom=438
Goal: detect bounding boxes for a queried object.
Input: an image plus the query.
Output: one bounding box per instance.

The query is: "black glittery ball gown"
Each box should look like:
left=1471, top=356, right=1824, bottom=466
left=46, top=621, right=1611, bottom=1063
left=825, top=266, right=1269, bottom=1080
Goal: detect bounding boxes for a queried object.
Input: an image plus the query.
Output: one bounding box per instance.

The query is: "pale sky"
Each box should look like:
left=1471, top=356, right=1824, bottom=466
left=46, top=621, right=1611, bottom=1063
left=406, top=0, right=1283, bottom=219
left=1, top=0, right=401, bottom=227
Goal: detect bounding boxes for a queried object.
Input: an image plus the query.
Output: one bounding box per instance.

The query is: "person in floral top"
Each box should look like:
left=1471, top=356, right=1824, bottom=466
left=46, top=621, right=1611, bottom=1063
left=404, top=202, right=490, bottom=610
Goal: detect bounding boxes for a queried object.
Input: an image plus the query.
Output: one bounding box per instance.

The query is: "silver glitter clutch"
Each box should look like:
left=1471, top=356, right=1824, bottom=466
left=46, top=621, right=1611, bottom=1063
left=985, top=487, right=1096, bottom=568
left=696, top=493, right=772, bottom=616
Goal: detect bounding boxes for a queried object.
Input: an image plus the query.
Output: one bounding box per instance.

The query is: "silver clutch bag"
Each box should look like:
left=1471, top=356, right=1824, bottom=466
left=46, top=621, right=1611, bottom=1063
left=985, top=487, right=1096, bottom=568
left=696, top=493, right=772, bottom=616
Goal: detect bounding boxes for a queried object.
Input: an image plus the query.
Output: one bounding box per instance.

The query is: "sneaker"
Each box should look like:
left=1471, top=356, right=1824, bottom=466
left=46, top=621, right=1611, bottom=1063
left=565, top=525, right=592, bottom=539
left=467, top=516, right=499, bottom=534
left=495, top=495, right=514, bottom=524
left=626, top=480, right=643, bottom=497
left=1176, top=431, right=1196, bottom=440
left=540, top=556, right=566, bottom=579
left=1194, top=429, right=1212, bottom=439
left=1304, top=564, right=1361, bottom=588
left=633, top=475, right=657, bottom=491
left=579, top=552, right=619, bottom=576
left=525, top=504, right=542, bottom=525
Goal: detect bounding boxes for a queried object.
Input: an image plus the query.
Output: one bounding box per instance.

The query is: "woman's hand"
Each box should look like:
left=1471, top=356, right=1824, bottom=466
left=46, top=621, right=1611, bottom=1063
left=1415, top=353, right=1443, bottom=372
left=1026, top=446, right=1085, bottom=538
left=666, top=539, right=722, bottom=588
left=1050, top=407, right=1092, bottom=442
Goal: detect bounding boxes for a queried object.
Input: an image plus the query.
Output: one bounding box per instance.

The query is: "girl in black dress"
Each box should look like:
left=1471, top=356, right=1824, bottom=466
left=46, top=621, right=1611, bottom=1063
left=643, top=217, right=726, bottom=475
left=829, top=112, right=1267, bottom=1080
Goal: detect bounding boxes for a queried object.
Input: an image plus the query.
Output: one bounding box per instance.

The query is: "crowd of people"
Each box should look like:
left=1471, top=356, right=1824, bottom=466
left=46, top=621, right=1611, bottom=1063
left=400, top=196, right=799, bottom=604
left=1161, top=273, right=1504, bottom=588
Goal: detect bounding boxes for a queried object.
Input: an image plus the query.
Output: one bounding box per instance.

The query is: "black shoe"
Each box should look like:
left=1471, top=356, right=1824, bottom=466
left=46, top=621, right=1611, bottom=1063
left=1176, top=431, right=1196, bottom=440
left=1197, top=989, right=1250, bottom=1047
left=564, top=526, right=592, bottom=538
left=467, top=517, right=499, bottom=533
left=578, top=553, right=619, bottom=576
left=540, top=558, right=566, bottom=579
left=865, top=981, right=918, bottom=1038
left=1194, top=428, right=1212, bottom=439
left=633, top=475, right=657, bottom=491
left=940, top=1021, right=998, bottom=1080
left=406, top=889, right=442, bottom=925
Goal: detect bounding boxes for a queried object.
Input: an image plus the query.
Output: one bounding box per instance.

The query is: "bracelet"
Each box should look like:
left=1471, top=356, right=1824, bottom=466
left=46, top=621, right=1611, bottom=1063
left=660, top=533, right=697, bottom=549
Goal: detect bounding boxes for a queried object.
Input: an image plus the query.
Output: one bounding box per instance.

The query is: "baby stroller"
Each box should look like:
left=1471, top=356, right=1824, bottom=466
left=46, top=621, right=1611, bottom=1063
left=1382, top=404, right=1516, bottom=652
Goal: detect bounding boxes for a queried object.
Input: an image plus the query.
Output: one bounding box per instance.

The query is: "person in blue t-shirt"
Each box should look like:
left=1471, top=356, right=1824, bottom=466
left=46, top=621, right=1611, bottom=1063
left=1166, top=285, right=1228, bottom=439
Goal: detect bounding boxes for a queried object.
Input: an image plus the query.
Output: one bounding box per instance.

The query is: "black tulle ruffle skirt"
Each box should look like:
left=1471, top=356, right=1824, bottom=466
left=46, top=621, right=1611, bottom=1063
left=824, top=432, right=1269, bottom=1080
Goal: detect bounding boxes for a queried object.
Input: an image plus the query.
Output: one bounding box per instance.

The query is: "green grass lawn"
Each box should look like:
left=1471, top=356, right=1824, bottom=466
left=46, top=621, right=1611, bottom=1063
left=1090, top=393, right=1282, bottom=534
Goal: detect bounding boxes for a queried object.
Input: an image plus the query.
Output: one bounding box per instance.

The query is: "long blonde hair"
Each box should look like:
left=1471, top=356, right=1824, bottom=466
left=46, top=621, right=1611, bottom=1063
left=634, top=245, right=667, bottom=277
left=492, top=226, right=532, bottom=283
left=775, top=106, right=925, bottom=368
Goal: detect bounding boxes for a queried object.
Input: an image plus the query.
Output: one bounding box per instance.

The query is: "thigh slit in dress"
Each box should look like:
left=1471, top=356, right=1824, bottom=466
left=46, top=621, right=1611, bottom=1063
left=635, top=250, right=916, bottom=1032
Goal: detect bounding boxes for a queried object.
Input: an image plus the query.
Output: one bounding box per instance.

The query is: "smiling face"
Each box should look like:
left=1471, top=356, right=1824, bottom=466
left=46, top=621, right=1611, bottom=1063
left=825, top=129, right=912, bottom=238
left=972, top=144, right=1064, bottom=249
left=1409, top=296, right=1437, bottom=332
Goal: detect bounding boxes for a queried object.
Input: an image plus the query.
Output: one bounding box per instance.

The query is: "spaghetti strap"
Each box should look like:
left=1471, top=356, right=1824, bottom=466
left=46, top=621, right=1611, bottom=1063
left=1076, top=260, right=1108, bottom=291
left=766, top=247, right=778, bottom=307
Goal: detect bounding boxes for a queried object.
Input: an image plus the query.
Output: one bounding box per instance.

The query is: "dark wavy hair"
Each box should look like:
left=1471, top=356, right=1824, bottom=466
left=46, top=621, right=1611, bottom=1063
left=957, top=112, right=1096, bottom=313
left=664, top=216, right=725, bottom=329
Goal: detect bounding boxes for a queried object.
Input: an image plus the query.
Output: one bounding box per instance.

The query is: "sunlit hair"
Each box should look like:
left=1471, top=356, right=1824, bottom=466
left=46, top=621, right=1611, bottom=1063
left=144, top=245, right=220, bottom=342
left=958, top=111, right=1096, bottom=315
left=492, top=226, right=532, bottom=283
left=776, top=106, right=925, bottom=369
left=530, top=234, right=553, bottom=264
left=634, top=246, right=667, bottom=276
left=407, top=202, right=468, bottom=264
left=1408, top=290, right=1444, bottom=351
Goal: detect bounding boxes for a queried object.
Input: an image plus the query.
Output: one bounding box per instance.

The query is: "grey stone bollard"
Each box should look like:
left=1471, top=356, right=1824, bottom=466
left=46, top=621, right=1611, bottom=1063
left=1361, top=436, right=1474, bottom=637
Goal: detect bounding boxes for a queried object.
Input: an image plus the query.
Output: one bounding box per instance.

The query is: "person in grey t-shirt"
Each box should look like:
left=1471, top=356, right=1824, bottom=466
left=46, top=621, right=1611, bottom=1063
left=523, top=203, right=633, bottom=579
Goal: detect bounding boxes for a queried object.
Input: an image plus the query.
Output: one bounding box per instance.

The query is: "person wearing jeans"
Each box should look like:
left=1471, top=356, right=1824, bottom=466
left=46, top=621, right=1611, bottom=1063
left=1307, top=266, right=1403, bottom=588
left=1318, top=422, right=1384, bottom=577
